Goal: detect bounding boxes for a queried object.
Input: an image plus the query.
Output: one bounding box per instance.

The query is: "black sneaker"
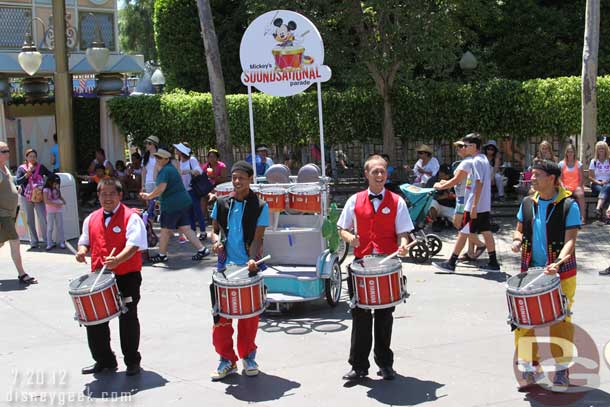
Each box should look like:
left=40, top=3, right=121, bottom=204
left=432, top=261, right=455, bottom=273
left=150, top=254, right=168, bottom=264
left=480, top=262, right=501, bottom=272
left=192, top=247, right=211, bottom=261
left=599, top=267, right=610, bottom=276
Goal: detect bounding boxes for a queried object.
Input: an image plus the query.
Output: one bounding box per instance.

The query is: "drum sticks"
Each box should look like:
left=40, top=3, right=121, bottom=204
left=90, top=248, right=116, bottom=293
left=522, top=255, right=571, bottom=290
left=227, top=255, right=272, bottom=279
left=379, top=240, right=419, bottom=264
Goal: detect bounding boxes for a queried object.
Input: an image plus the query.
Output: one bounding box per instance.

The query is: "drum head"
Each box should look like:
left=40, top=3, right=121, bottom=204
left=506, top=267, right=559, bottom=293
left=289, top=184, right=321, bottom=194
left=69, top=272, right=114, bottom=293
left=265, top=164, right=290, bottom=184
left=260, top=186, right=286, bottom=195
left=350, top=255, right=402, bottom=275
left=213, top=265, right=262, bottom=286
left=297, top=163, right=321, bottom=183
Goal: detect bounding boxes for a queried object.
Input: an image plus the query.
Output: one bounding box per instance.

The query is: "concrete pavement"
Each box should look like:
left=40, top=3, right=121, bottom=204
left=2, top=218, right=610, bottom=406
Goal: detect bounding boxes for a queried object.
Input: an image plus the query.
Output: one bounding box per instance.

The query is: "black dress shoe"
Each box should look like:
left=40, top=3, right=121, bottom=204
left=377, top=366, right=396, bottom=380
left=125, top=363, right=141, bottom=376
left=342, top=369, right=368, bottom=381
left=81, top=362, right=117, bottom=375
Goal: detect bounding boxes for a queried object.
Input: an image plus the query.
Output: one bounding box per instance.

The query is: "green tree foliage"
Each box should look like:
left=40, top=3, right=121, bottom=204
left=153, top=0, right=248, bottom=93
left=108, top=76, right=610, bottom=149
left=119, top=0, right=157, bottom=62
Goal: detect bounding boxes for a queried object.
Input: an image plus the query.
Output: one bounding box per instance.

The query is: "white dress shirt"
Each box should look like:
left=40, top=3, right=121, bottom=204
left=78, top=203, right=148, bottom=250
left=337, top=188, right=414, bottom=234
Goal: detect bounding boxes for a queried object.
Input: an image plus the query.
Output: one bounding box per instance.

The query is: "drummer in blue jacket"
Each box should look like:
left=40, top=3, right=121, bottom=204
left=511, top=159, right=580, bottom=392
left=209, top=161, right=269, bottom=381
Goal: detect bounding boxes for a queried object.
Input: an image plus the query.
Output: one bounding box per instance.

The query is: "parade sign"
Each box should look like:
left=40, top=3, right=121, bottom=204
left=240, top=10, right=331, bottom=97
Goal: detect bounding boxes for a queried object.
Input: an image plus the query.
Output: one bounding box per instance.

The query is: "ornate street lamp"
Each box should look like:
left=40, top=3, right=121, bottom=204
left=18, top=17, right=46, bottom=76
left=459, top=51, right=478, bottom=73
left=85, top=13, right=110, bottom=72
left=151, top=68, right=166, bottom=93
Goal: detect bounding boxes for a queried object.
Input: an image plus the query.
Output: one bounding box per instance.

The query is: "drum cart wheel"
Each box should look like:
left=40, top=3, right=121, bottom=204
left=336, top=240, right=349, bottom=265
left=409, top=241, right=430, bottom=264
left=425, top=234, right=442, bottom=256
left=325, top=260, right=342, bottom=307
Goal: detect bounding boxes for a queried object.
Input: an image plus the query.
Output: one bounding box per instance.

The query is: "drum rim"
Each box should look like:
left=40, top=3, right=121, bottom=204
left=216, top=182, right=234, bottom=191
left=509, top=313, right=567, bottom=329
left=260, top=187, right=287, bottom=195
left=505, top=269, right=560, bottom=294
left=69, top=272, right=116, bottom=294
left=350, top=255, right=402, bottom=275
left=216, top=307, right=266, bottom=319
left=213, top=272, right=264, bottom=286
left=288, top=185, right=322, bottom=193
left=354, top=298, right=405, bottom=310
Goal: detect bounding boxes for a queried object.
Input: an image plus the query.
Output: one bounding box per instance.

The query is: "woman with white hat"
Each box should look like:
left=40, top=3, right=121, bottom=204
left=483, top=140, right=505, bottom=201
left=174, top=142, right=207, bottom=241
left=404, top=144, right=439, bottom=187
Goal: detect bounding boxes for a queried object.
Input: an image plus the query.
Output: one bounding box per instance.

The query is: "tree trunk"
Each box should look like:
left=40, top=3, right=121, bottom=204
left=382, top=90, right=396, bottom=162
left=580, top=0, right=600, bottom=165
left=196, top=0, right=233, bottom=167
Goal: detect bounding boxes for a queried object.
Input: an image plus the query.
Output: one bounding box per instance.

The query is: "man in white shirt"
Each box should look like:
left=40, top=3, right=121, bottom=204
left=433, top=134, right=500, bottom=272
left=337, top=154, right=413, bottom=381
left=76, top=179, right=148, bottom=376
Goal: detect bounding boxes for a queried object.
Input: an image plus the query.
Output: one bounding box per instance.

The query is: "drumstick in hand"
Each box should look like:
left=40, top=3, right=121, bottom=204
left=379, top=240, right=419, bottom=264
left=227, top=255, right=271, bottom=278
left=522, top=255, right=571, bottom=290
left=65, top=241, right=86, bottom=264
left=89, top=248, right=116, bottom=293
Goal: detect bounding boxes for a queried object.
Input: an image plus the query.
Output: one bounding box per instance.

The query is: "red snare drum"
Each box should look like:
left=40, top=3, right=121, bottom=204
left=350, top=256, right=407, bottom=309
left=213, top=265, right=267, bottom=319
left=69, top=271, right=125, bottom=326
left=215, top=182, right=234, bottom=197
left=288, top=185, right=322, bottom=213
left=259, top=186, right=286, bottom=212
left=506, top=267, right=569, bottom=328
left=272, top=46, right=305, bottom=70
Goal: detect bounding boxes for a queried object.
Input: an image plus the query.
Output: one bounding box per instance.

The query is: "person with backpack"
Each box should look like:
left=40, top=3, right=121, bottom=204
left=510, top=159, right=580, bottom=392
left=15, top=148, right=53, bottom=248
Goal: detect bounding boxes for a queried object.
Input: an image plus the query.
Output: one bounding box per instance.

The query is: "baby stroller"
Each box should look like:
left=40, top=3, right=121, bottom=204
left=399, top=183, right=443, bottom=263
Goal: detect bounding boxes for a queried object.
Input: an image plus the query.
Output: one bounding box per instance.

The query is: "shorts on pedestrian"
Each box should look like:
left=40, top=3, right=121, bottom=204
left=0, top=216, right=18, bottom=243
left=461, top=211, right=491, bottom=234
left=160, top=205, right=192, bottom=230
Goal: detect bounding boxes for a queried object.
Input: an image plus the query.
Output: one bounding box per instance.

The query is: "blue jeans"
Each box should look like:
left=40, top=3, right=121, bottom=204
left=591, top=182, right=610, bottom=200
left=189, top=189, right=206, bottom=232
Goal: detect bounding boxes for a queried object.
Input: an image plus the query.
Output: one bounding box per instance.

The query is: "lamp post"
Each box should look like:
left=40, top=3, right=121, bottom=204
left=17, top=17, right=45, bottom=76
left=151, top=68, right=166, bottom=93
left=17, top=3, right=110, bottom=173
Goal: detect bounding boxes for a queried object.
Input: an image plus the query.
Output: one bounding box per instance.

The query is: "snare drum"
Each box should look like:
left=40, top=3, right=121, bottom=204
left=288, top=185, right=322, bottom=213
left=69, top=272, right=125, bottom=326
left=506, top=267, right=569, bottom=328
left=350, top=256, right=407, bottom=309
left=259, top=186, right=287, bottom=212
left=215, top=182, right=234, bottom=197
left=213, top=265, right=267, bottom=319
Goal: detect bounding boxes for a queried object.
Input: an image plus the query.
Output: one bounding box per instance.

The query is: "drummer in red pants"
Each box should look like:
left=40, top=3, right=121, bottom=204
left=337, top=154, right=413, bottom=381
left=511, top=159, right=580, bottom=393
left=75, top=179, right=148, bottom=376
left=210, top=161, right=269, bottom=381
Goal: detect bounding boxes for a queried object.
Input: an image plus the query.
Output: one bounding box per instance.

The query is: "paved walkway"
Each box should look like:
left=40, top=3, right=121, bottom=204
left=2, top=217, right=610, bottom=406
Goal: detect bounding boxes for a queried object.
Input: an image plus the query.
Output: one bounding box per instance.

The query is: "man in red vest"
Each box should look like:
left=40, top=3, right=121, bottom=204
left=76, top=179, right=148, bottom=376
left=337, top=154, right=413, bottom=381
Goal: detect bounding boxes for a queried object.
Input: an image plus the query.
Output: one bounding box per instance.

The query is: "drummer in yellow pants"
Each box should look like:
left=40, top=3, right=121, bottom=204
left=511, top=160, right=581, bottom=393
left=514, top=276, right=576, bottom=369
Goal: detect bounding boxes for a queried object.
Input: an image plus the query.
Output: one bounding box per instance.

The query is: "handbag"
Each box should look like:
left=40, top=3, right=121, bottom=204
left=23, top=164, right=44, bottom=203
left=189, top=160, right=213, bottom=198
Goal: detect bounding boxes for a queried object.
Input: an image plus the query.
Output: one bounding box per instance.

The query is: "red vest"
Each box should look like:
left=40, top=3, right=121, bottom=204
left=353, top=190, right=399, bottom=258
left=89, top=204, right=142, bottom=275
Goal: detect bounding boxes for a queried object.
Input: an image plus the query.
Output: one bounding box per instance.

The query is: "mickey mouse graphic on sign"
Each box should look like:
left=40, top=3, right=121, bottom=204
left=273, top=18, right=296, bottom=47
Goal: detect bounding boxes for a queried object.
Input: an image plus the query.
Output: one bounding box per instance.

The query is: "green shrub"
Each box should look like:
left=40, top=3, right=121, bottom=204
left=108, top=76, right=610, bottom=148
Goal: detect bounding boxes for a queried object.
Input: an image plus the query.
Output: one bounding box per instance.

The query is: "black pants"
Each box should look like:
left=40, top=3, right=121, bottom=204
left=86, top=272, right=142, bottom=367
left=347, top=264, right=394, bottom=371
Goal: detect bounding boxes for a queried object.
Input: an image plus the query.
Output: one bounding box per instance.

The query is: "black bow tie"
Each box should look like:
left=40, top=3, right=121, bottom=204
left=103, top=212, right=113, bottom=220
left=369, top=193, right=383, bottom=201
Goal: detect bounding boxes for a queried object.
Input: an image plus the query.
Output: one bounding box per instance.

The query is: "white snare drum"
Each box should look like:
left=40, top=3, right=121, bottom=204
left=288, top=185, right=322, bottom=213
left=69, top=271, right=125, bottom=326
left=506, top=267, right=569, bottom=328
left=213, top=265, right=267, bottom=319
left=215, top=182, right=234, bottom=197
left=349, top=255, right=407, bottom=309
